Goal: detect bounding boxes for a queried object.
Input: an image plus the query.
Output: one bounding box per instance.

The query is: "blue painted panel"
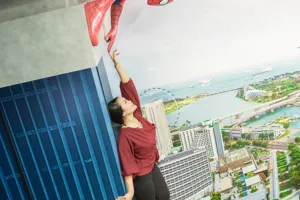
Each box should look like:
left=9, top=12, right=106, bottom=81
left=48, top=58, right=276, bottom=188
left=0, top=118, right=27, bottom=200
left=0, top=68, right=125, bottom=199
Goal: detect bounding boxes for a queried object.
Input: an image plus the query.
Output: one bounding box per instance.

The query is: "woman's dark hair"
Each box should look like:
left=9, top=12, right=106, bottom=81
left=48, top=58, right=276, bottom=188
left=108, top=97, right=124, bottom=124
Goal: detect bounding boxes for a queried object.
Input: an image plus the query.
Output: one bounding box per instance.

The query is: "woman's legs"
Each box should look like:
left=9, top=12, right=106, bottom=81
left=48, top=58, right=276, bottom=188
left=133, top=164, right=170, bottom=200
left=133, top=172, right=155, bottom=200
left=152, top=165, right=170, bottom=200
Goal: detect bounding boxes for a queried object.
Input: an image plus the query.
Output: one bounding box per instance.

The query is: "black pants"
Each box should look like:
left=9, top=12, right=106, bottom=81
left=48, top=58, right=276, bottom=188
left=133, top=164, right=170, bottom=200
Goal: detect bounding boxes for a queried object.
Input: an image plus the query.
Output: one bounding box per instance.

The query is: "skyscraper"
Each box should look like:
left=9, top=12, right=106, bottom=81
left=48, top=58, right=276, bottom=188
left=213, top=121, right=225, bottom=157
left=143, top=99, right=173, bottom=160
left=191, top=126, right=218, bottom=159
left=178, top=125, right=197, bottom=151
left=158, top=147, right=213, bottom=200
left=180, top=120, right=225, bottom=159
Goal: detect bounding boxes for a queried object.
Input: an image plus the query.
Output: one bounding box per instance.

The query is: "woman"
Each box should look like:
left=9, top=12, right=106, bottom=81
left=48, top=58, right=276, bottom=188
left=107, top=50, right=170, bottom=200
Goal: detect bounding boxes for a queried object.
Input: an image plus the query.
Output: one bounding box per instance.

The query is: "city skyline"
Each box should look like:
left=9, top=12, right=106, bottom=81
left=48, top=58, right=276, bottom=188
left=106, top=0, right=300, bottom=91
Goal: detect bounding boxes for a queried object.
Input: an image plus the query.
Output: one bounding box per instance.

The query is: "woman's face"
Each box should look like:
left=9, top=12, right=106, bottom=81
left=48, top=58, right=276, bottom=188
left=116, top=97, right=137, bottom=116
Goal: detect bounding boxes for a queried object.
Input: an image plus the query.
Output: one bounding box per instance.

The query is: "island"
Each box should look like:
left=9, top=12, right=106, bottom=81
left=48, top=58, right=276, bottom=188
left=164, top=94, right=207, bottom=114
left=236, top=70, right=300, bottom=103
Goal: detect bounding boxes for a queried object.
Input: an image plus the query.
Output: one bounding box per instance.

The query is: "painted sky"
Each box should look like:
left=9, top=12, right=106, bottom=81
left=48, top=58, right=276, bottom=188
left=106, top=0, right=300, bottom=91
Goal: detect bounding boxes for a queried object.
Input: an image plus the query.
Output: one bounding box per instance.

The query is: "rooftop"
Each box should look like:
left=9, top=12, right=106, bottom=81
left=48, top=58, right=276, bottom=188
left=224, top=148, right=250, bottom=163
left=254, top=165, right=269, bottom=174
left=240, top=184, right=266, bottom=200
left=218, top=177, right=233, bottom=192
left=158, top=147, right=207, bottom=166
left=242, top=163, right=257, bottom=174
left=245, top=175, right=261, bottom=187
left=180, top=123, right=202, bottom=131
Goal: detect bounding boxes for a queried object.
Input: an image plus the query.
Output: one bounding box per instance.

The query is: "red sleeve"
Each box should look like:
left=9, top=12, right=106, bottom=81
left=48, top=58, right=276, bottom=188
left=120, top=79, right=142, bottom=116
left=117, top=133, right=140, bottom=176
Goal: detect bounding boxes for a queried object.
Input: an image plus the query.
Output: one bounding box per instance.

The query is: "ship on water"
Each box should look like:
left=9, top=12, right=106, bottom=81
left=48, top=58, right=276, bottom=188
left=198, top=78, right=213, bottom=87
left=252, top=66, right=272, bottom=76
left=198, top=79, right=213, bottom=84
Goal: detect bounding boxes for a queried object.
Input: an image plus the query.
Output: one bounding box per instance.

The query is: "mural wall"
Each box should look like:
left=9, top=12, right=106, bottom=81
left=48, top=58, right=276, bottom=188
left=105, top=1, right=300, bottom=198
left=108, top=0, right=300, bottom=131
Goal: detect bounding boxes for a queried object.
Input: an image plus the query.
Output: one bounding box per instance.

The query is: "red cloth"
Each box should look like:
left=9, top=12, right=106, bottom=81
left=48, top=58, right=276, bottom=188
left=117, top=79, right=159, bottom=177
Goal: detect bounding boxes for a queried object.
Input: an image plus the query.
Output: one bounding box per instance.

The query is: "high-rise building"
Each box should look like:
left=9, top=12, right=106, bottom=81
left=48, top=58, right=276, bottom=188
left=143, top=99, right=173, bottom=160
left=192, top=126, right=218, bottom=159
left=180, top=120, right=225, bottom=159
left=213, top=121, right=225, bottom=157
left=158, top=147, right=213, bottom=200
left=178, top=125, right=198, bottom=151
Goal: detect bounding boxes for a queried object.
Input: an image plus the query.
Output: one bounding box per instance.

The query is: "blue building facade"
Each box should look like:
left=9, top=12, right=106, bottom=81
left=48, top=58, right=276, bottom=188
left=0, top=59, right=125, bottom=199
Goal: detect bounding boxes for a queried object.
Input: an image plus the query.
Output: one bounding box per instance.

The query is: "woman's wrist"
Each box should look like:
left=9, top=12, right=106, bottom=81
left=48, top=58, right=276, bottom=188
left=114, top=62, right=121, bottom=68
left=127, top=191, right=134, bottom=198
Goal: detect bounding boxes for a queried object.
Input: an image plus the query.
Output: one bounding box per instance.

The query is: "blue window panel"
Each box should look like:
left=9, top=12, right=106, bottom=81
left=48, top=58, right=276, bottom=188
left=0, top=67, right=125, bottom=199
left=0, top=112, right=27, bottom=199
left=91, top=67, right=125, bottom=194
left=0, top=167, right=10, bottom=200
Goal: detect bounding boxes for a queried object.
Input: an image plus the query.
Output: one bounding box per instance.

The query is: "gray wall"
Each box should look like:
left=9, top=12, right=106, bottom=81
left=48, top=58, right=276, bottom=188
left=0, top=2, right=110, bottom=88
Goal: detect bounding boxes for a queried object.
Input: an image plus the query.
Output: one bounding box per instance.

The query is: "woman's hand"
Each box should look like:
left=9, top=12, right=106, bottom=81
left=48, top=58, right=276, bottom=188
left=109, top=49, right=130, bottom=83
left=109, top=49, right=120, bottom=65
left=116, top=192, right=134, bottom=200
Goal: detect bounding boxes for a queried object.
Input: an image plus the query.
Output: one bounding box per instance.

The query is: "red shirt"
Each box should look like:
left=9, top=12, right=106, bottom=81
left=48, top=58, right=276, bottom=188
left=117, top=79, right=159, bottom=177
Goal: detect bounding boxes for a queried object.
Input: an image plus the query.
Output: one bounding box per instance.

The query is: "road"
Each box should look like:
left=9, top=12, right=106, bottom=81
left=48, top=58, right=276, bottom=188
left=271, top=150, right=280, bottom=199
left=270, top=171, right=274, bottom=200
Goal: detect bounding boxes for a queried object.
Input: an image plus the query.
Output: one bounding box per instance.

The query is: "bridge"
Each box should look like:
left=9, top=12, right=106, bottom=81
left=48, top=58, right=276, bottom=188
left=206, top=87, right=242, bottom=97
left=216, top=91, right=300, bottom=127
left=188, top=87, right=242, bottom=99
left=268, top=141, right=289, bottom=150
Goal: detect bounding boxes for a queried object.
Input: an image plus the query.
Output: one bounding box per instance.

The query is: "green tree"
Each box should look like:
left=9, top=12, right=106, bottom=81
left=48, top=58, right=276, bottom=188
left=269, top=132, right=275, bottom=139
left=247, top=172, right=254, bottom=177
left=271, top=92, right=276, bottom=99
left=173, top=141, right=181, bottom=147
left=262, top=141, right=269, bottom=148
left=290, top=169, right=300, bottom=189
left=259, top=133, right=265, bottom=140
left=264, top=133, right=269, bottom=140
left=211, top=192, right=221, bottom=200
left=251, top=186, right=258, bottom=193
left=212, top=172, right=215, bottom=181
left=225, top=144, right=231, bottom=150
left=223, top=136, right=230, bottom=144
left=241, top=134, right=246, bottom=139
left=246, top=134, right=251, bottom=140
left=283, top=122, right=290, bottom=129
left=295, top=137, right=300, bottom=143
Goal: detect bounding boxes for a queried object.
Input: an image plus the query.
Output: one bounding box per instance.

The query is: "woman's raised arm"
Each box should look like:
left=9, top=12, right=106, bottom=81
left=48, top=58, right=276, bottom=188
left=110, top=50, right=130, bottom=83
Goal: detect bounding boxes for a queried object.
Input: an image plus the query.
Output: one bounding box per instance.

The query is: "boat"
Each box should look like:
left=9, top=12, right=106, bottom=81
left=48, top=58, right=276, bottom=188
left=190, top=85, right=195, bottom=88
left=198, top=79, right=213, bottom=84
